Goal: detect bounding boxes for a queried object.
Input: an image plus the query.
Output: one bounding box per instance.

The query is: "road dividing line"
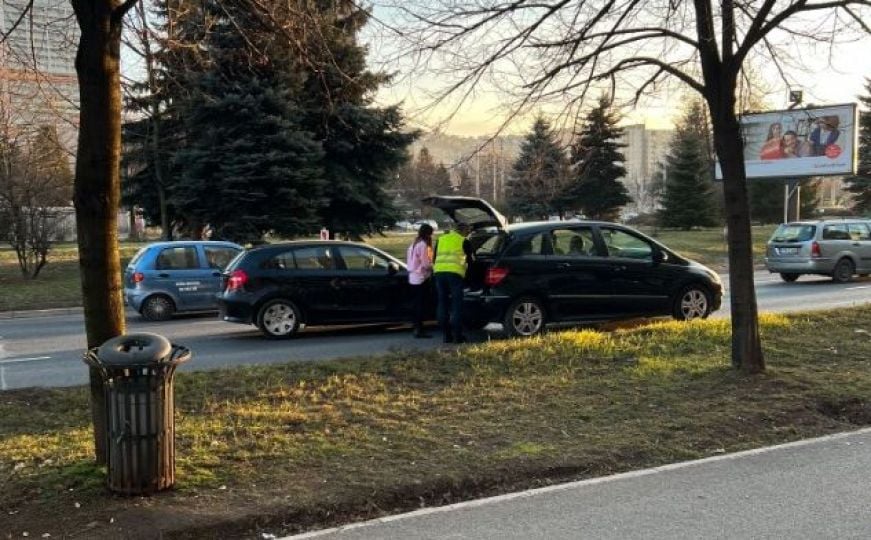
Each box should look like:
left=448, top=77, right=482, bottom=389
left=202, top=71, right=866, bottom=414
left=0, top=356, right=52, bottom=365
left=0, top=366, right=6, bottom=391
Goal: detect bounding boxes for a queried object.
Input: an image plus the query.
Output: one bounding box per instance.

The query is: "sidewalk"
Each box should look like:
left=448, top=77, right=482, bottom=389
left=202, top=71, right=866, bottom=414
left=0, top=306, right=84, bottom=320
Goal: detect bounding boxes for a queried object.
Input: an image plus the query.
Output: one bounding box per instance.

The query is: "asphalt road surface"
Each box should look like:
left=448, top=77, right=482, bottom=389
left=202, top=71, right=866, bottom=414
left=1, top=271, right=869, bottom=390
left=284, top=428, right=871, bottom=540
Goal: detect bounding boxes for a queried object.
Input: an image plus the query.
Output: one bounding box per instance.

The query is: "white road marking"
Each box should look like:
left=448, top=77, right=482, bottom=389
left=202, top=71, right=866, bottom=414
left=0, top=356, right=52, bottom=365
left=0, top=366, right=6, bottom=390
left=845, top=285, right=870, bottom=290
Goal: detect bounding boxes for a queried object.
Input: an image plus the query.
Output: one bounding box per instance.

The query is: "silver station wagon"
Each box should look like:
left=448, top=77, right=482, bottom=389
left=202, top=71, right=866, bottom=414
left=765, top=219, right=871, bottom=283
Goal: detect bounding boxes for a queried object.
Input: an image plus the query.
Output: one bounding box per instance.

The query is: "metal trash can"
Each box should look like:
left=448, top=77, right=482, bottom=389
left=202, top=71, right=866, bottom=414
left=84, top=333, right=191, bottom=495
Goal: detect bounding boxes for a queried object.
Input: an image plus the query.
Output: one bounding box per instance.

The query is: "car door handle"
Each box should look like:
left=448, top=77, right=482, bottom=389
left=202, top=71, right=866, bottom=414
left=557, top=262, right=572, bottom=269
left=158, top=273, right=170, bottom=278
left=853, top=242, right=861, bottom=247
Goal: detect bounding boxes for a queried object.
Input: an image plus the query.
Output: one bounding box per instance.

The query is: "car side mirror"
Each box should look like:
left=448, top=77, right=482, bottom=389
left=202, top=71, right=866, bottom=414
left=387, top=262, right=399, bottom=275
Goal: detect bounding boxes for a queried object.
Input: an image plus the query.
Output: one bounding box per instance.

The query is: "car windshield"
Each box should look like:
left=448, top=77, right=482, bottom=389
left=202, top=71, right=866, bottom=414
left=771, top=224, right=816, bottom=243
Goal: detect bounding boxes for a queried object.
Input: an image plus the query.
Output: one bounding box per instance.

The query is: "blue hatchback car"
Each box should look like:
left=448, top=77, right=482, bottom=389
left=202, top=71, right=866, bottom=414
left=124, top=241, right=243, bottom=321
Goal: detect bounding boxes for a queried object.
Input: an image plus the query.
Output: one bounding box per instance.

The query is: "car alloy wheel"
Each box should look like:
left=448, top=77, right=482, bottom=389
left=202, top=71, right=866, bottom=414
left=832, top=258, right=854, bottom=284
left=258, top=299, right=301, bottom=338
left=141, top=295, right=174, bottom=322
left=674, top=286, right=710, bottom=321
left=504, top=297, right=545, bottom=337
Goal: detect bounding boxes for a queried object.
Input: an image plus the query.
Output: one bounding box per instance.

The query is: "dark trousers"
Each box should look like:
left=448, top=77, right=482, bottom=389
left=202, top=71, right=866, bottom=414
left=434, top=272, right=464, bottom=340
left=410, top=280, right=431, bottom=334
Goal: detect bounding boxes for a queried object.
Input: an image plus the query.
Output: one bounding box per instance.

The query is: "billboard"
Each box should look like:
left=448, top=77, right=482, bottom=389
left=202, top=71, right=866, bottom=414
left=714, top=103, right=858, bottom=180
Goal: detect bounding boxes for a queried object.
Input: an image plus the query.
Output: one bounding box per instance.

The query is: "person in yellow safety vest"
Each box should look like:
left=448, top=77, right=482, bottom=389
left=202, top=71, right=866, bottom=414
left=432, top=222, right=473, bottom=343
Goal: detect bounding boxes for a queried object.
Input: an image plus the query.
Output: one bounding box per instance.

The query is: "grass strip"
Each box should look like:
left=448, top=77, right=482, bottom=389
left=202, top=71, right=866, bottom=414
left=1, top=306, right=870, bottom=538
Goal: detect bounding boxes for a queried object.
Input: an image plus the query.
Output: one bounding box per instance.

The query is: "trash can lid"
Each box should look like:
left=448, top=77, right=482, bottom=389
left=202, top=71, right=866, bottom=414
left=96, top=333, right=173, bottom=367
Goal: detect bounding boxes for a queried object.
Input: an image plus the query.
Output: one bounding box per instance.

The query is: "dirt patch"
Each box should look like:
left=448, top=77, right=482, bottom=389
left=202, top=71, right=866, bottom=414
left=816, top=397, right=871, bottom=425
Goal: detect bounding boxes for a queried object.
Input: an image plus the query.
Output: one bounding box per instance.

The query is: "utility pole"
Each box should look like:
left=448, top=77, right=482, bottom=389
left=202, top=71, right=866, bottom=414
left=475, top=151, right=481, bottom=196
left=492, top=144, right=497, bottom=203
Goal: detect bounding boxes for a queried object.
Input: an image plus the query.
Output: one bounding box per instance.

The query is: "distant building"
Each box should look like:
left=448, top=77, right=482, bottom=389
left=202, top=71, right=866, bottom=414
left=0, top=0, right=78, bottom=150
left=620, top=124, right=673, bottom=214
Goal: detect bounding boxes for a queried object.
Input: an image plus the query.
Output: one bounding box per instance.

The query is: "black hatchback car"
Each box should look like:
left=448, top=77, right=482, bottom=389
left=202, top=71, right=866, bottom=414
left=424, top=196, right=724, bottom=337
left=217, top=241, right=418, bottom=338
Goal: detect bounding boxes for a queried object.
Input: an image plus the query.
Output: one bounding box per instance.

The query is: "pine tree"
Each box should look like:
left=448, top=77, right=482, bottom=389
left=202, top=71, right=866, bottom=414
left=301, top=0, right=417, bottom=238
left=658, top=102, right=717, bottom=229
left=846, top=78, right=871, bottom=214
left=566, top=96, right=630, bottom=221
left=122, top=0, right=215, bottom=239
left=505, top=117, right=569, bottom=219
left=170, top=2, right=326, bottom=242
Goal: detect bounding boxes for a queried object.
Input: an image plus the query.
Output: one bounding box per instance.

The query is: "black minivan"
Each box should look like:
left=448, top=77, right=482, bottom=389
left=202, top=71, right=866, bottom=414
left=424, top=196, right=724, bottom=337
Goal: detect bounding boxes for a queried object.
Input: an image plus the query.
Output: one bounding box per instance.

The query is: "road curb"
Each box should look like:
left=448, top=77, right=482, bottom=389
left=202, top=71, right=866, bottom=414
left=0, top=307, right=84, bottom=320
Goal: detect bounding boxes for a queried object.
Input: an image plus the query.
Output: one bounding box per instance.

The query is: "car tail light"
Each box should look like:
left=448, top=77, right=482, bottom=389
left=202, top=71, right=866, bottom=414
left=485, top=267, right=509, bottom=287
left=226, top=269, right=248, bottom=291
left=132, top=272, right=144, bottom=284
left=810, top=241, right=821, bottom=258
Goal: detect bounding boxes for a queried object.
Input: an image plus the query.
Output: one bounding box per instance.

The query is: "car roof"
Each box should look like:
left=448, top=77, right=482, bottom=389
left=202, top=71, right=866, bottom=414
left=784, top=219, right=869, bottom=226
left=143, top=240, right=242, bottom=249
left=245, top=240, right=385, bottom=254
left=504, top=220, right=629, bottom=234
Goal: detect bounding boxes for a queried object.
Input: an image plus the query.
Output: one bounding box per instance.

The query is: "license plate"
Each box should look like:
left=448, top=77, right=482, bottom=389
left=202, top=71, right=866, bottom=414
left=777, top=247, right=799, bottom=255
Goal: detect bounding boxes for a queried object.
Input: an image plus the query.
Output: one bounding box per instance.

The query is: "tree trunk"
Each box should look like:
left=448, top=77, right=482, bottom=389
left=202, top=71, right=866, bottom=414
left=712, top=110, right=765, bottom=373
left=71, top=0, right=130, bottom=464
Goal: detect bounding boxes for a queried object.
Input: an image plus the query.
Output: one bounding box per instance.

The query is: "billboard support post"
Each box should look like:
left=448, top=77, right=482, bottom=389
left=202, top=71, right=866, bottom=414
left=783, top=180, right=801, bottom=223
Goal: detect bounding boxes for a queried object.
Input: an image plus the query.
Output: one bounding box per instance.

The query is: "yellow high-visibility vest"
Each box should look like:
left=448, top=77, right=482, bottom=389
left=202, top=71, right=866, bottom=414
left=433, top=231, right=467, bottom=277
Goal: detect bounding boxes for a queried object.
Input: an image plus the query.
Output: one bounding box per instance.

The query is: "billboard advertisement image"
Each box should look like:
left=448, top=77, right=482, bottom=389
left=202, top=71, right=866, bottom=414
left=715, top=103, right=858, bottom=180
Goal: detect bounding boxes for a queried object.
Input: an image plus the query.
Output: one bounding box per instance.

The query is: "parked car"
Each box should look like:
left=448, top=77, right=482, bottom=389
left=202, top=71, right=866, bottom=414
left=765, top=219, right=871, bottom=283
left=217, top=241, right=424, bottom=338
left=124, top=240, right=243, bottom=321
left=423, top=196, right=724, bottom=337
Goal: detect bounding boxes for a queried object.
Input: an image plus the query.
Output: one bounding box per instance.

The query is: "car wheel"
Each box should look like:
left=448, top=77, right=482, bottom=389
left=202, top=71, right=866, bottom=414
left=503, top=296, right=546, bottom=337
left=141, top=295, right=175, bottom=322
left=257, top=299, right=302, bottom=339
left=672, top=285, right=711, bottom=321
left=780, top=273, right=800, bottom=283
left=832, top=258, right=855, bottom=283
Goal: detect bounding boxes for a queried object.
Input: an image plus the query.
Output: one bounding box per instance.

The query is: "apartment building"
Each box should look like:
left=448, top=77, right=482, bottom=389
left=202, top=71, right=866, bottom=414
left=620, top=124, right=673, bottom=214
left=0, top=0, right=78, bottom=149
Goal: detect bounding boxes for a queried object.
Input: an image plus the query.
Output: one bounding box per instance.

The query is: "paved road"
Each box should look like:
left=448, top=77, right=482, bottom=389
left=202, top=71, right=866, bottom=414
left=1, top=271, right=869, bottom=390
left=285, top=428, right=871, bottom=540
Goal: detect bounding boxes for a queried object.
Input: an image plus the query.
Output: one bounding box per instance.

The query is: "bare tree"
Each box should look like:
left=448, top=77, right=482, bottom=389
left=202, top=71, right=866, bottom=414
left=388, top=0, right=871, bottom=373
left=0, top=123, right=72, bottom=279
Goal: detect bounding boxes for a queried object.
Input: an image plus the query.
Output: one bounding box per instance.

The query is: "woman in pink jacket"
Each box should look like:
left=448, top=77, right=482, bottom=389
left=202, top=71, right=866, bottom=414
left=406, top=223, right=434, bottom=338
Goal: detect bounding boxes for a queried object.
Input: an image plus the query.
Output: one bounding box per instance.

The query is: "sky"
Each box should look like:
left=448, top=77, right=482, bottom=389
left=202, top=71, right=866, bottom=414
left=364, top=4, right=871, bottom=137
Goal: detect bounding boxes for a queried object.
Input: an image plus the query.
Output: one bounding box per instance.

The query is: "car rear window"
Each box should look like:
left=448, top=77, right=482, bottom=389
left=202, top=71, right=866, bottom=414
left=224, top=249, right=247, bottom=272
left=128, top=247, right=148, bottom=267
left=472, top=232, right=506, bottom=256
left=770, top=224, right=816, bottom=243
